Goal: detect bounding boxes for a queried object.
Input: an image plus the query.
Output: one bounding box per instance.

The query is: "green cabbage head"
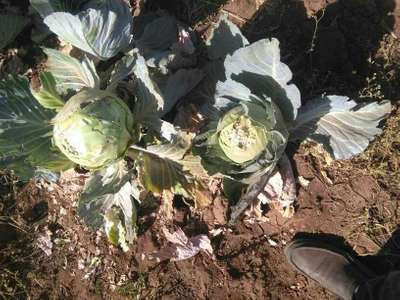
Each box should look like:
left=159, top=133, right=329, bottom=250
left=53, top=89, right=136, bottom=169
left=194, top=81, right=288, bottom=184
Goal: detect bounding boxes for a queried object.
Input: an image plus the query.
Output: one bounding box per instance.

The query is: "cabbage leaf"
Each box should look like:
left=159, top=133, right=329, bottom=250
left=224, top=38, right=301, bottom=122
left=31, top=72, right=65, bottom=111
left=43, top=48, right=100, bottom=92
left=0, top=14, right=29, bottom=50
left=0, top=75, right=72, bottom=180
left=129, top=135, right=211, bottom=207
left=290, top=96, right=392, bottom=159
left=78, top=160, right=138, bottom=243
left=132, top=54, right=203, bottom=126
left=30, top=0, right=88, bottom=18
left=44, top=0, right=132, bottom=60
left=206, top=13, right=249, bottom=60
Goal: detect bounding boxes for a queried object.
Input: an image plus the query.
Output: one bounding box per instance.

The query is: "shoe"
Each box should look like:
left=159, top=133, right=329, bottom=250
left=284, top=237, right=376, bottom=300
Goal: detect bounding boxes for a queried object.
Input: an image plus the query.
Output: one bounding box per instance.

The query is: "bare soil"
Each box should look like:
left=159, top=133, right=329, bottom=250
left=1, top=0, right=400, bottom=299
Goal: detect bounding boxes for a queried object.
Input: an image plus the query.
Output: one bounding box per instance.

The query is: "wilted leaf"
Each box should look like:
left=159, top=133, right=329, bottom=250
left=78, top=160, right=137, bottom=243
left=129, top=132, right=212, bottom=207
left=229, top=169, right=275, bottom=225
left=147, top=227, right=213, bottom=262
left=130, top=136, right=191, bottom=195
left=104, top=206, right=130, bottom=251
left=244, top=171, right=283, bottom=225
left=35, top=228, right=53, bottom=256
left=290, top=96, right=392, bottom=159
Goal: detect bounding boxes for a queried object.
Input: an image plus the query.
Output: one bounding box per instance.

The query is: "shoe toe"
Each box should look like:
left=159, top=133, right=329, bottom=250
left=285, top=240, right=372, bottom=300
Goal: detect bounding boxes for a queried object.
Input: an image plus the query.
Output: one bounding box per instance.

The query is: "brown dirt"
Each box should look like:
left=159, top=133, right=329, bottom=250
left=1, top=0, right=400, bottom=300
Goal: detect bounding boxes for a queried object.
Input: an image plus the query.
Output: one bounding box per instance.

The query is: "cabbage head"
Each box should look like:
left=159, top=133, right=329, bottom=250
left=194, top=80, right=288, bottom=184
left=53, top=89, right=136, bottom=169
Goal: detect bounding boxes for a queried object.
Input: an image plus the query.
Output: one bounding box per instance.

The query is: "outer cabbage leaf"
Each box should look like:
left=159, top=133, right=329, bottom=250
left=191, top=60, right=226, bottom=107
left=145, top=49, right=197, bottom=75
left=107, top=51, right=137, bottom=91
left=224, top=38, right=301, bottom=122
left=80, top=1, right=132, bottom=59
left=129, top=132, right=211, bottom=207
left=136, top=15, right=197, bottom=73
left=43, top=48, right=100, bottom=92
left=44, top=0, right=132, bottom=60
left=132, top=55, right=164, bottom=125
left=131, top=12, right=158, bottom=40
left=0, top=75, right=73, bottom=180
left=44, top=13, right=94, bottom=54
left=104, top=207, right=130, bottom=251
left=157, top=69, right=204, bottom=116
left=289, top=96, right=392, bottom=159
left=78, top=160, right=137, bottom=243
left=206, top=13, right=249, bottom=60
left=0, top=14, right=30, bottom=50
left=50, top=0, right=88, bottom=12
left=136, top=16, right=178, bottom=54
left=133, top=55, right=203, bottom=127
left=31, top=72, right=65, bottom=111
left=30, top=0, right=88, bottom=18
left=31, top=0, right=55, bottom=18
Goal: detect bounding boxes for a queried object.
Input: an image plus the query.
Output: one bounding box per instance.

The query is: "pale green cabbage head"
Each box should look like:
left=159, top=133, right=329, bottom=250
left=53, top=89, right=135, bottom=169
left=218, top=104, right=269, bottom=164
left=194, top=82, right=288, bottom=184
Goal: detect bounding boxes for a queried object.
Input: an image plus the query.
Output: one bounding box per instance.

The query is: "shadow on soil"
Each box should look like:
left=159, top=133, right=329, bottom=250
left=242, top=0, right=397, bottom=100
left=143, top=0, right=228, bottom=25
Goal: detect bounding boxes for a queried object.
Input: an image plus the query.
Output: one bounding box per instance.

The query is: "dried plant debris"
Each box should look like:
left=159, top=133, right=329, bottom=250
left=147, top=227, right=213, bottom=262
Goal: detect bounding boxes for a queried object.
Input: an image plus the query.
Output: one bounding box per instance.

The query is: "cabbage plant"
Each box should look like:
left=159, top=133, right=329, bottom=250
left=0, top=6, right=205, bottom=249
left=193, top=15, right=392, bottom=222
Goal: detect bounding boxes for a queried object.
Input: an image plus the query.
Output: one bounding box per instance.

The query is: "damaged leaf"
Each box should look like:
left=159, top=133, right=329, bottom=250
left=148, top=227, right=213, bottom=262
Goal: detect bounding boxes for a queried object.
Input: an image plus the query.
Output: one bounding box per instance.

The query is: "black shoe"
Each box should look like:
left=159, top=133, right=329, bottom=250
left=285, top=237, right=376, bottom=300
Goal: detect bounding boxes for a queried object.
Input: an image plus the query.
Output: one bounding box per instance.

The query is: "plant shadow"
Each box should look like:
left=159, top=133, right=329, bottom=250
left=242, top=0, right=397, bottom=100
left=143, top=0, right=229, bottom=25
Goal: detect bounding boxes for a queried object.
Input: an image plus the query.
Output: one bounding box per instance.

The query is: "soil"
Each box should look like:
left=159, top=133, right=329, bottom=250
left=1, top=0, right=400, bottom=300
